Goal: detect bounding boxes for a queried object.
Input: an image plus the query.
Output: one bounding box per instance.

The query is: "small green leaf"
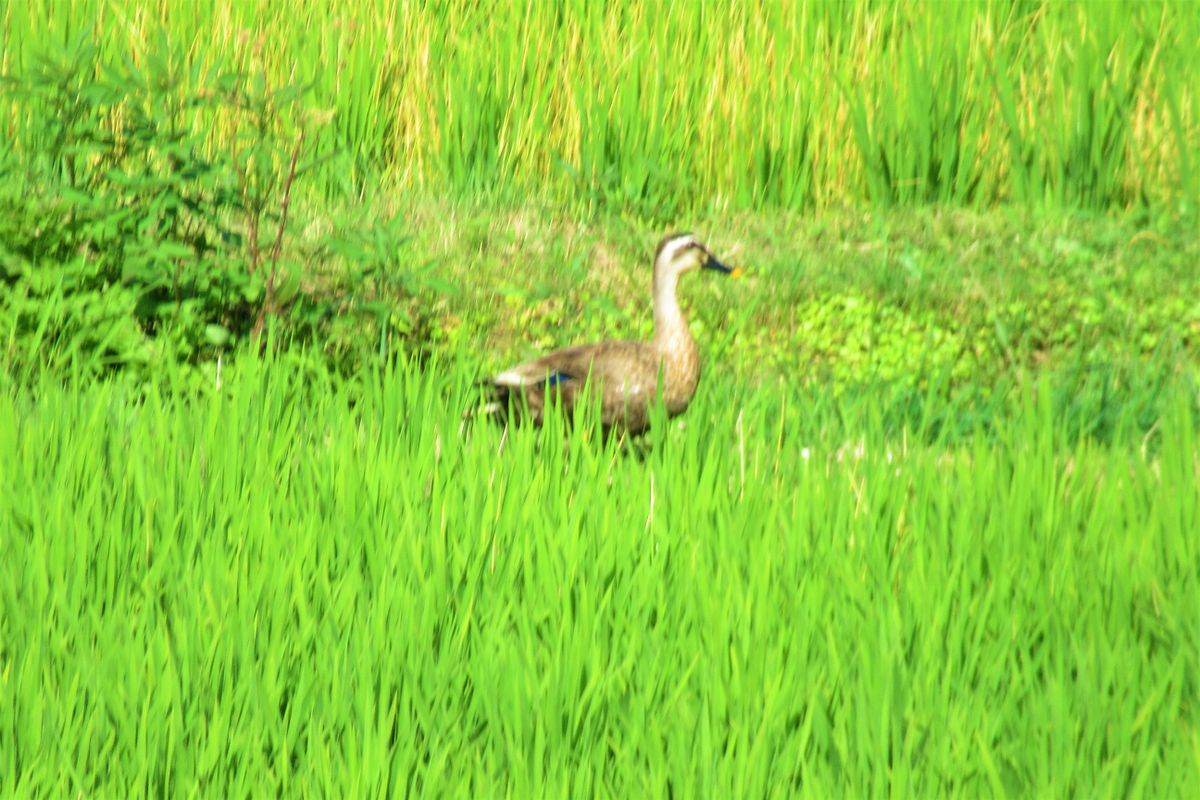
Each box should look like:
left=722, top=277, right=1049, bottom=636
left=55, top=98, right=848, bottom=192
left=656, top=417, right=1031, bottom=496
left=204, top=323, right=230, bottom=347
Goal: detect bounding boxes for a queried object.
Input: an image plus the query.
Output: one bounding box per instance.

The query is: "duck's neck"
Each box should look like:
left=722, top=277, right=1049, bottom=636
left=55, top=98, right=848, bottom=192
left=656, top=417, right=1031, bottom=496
left=650, top=266, right=702, bottom=412
left=651, top=269, right=694, bottom=353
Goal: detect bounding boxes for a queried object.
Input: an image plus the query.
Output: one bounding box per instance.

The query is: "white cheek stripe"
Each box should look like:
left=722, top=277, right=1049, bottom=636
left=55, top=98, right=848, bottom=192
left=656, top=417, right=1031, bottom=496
left=660, top=236, right=696, bottom=264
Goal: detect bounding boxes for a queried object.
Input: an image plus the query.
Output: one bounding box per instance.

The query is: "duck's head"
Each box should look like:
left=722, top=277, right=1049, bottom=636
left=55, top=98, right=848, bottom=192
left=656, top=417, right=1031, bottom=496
left=654, top=232, right=741, bottom=281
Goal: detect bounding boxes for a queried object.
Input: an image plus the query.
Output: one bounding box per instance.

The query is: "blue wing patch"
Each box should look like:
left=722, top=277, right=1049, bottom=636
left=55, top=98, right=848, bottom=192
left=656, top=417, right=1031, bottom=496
left=544, top=371, right=572, bottom=387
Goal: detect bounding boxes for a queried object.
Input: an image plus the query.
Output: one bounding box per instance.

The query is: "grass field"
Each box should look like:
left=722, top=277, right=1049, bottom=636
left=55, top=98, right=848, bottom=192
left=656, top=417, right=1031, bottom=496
left=3, top=1, right=1200, bottom=795
left=3, top=0, right=1198, bottom=210
left=1, top=356, right=1197, bottom=795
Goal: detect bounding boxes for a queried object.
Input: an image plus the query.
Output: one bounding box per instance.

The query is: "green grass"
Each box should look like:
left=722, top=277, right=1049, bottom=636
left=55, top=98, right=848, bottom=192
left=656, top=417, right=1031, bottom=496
left=1, top=353, right=1197, bottom=795
left=360, top=203, right=1200, bottom=395
left=3, top=4, right=1200, bottom=794
left=3, top=0, right=1198, bottom=211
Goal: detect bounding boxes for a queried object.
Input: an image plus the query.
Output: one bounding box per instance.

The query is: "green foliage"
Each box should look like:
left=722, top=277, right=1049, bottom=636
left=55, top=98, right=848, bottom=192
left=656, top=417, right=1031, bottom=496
left=0, top=37, right=438, bottom=378
left=0, top=355, right=1196, bottom=794
left=4, top=1, right=1197, bottom=214
left=0, top=38, right=260, bottom=372
left=392, top=204, right=1199, bottom=403
left=1, top=7, right=1196, bottom=795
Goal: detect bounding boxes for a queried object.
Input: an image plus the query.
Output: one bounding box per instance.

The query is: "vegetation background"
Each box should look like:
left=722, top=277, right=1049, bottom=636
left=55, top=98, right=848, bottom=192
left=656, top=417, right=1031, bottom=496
left=1, top=1, right=1197, bottom=795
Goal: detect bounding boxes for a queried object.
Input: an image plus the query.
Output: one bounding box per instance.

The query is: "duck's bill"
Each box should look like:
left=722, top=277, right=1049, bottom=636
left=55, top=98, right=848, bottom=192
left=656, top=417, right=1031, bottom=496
left=703, top=253, right=743, bottom=278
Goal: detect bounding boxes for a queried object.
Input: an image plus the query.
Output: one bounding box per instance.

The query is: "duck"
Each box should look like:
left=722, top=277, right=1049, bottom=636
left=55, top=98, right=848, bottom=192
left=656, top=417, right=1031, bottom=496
left=479, top=232, right=740, bottom=435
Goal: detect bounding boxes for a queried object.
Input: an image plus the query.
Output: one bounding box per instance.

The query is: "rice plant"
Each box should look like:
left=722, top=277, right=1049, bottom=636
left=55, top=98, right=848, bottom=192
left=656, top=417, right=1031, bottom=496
left=3, top=0, right=1197, bottom=211
left=1, top=354, right=1196, bottom=794
left=2, top=3, right=1198, bottom=795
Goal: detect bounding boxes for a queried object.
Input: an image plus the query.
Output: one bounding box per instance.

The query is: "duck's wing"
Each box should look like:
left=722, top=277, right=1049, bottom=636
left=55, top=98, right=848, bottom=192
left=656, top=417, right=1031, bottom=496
left=490, top=340, right=662, bottom=430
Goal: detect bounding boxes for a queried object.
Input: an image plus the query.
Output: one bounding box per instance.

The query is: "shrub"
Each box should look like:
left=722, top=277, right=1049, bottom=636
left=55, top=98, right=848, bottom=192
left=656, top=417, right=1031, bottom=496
left=0, top=36, right=428, bottom=379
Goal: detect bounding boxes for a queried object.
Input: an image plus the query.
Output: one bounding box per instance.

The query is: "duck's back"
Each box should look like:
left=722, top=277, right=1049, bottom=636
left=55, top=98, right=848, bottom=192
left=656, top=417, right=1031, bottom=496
left=494, top=340, right=673, bottom=433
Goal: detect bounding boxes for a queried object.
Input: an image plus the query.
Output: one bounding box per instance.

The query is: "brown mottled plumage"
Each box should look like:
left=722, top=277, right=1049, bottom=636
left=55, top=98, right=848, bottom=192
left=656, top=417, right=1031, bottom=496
left=480, top=233, right=739, bottom=435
